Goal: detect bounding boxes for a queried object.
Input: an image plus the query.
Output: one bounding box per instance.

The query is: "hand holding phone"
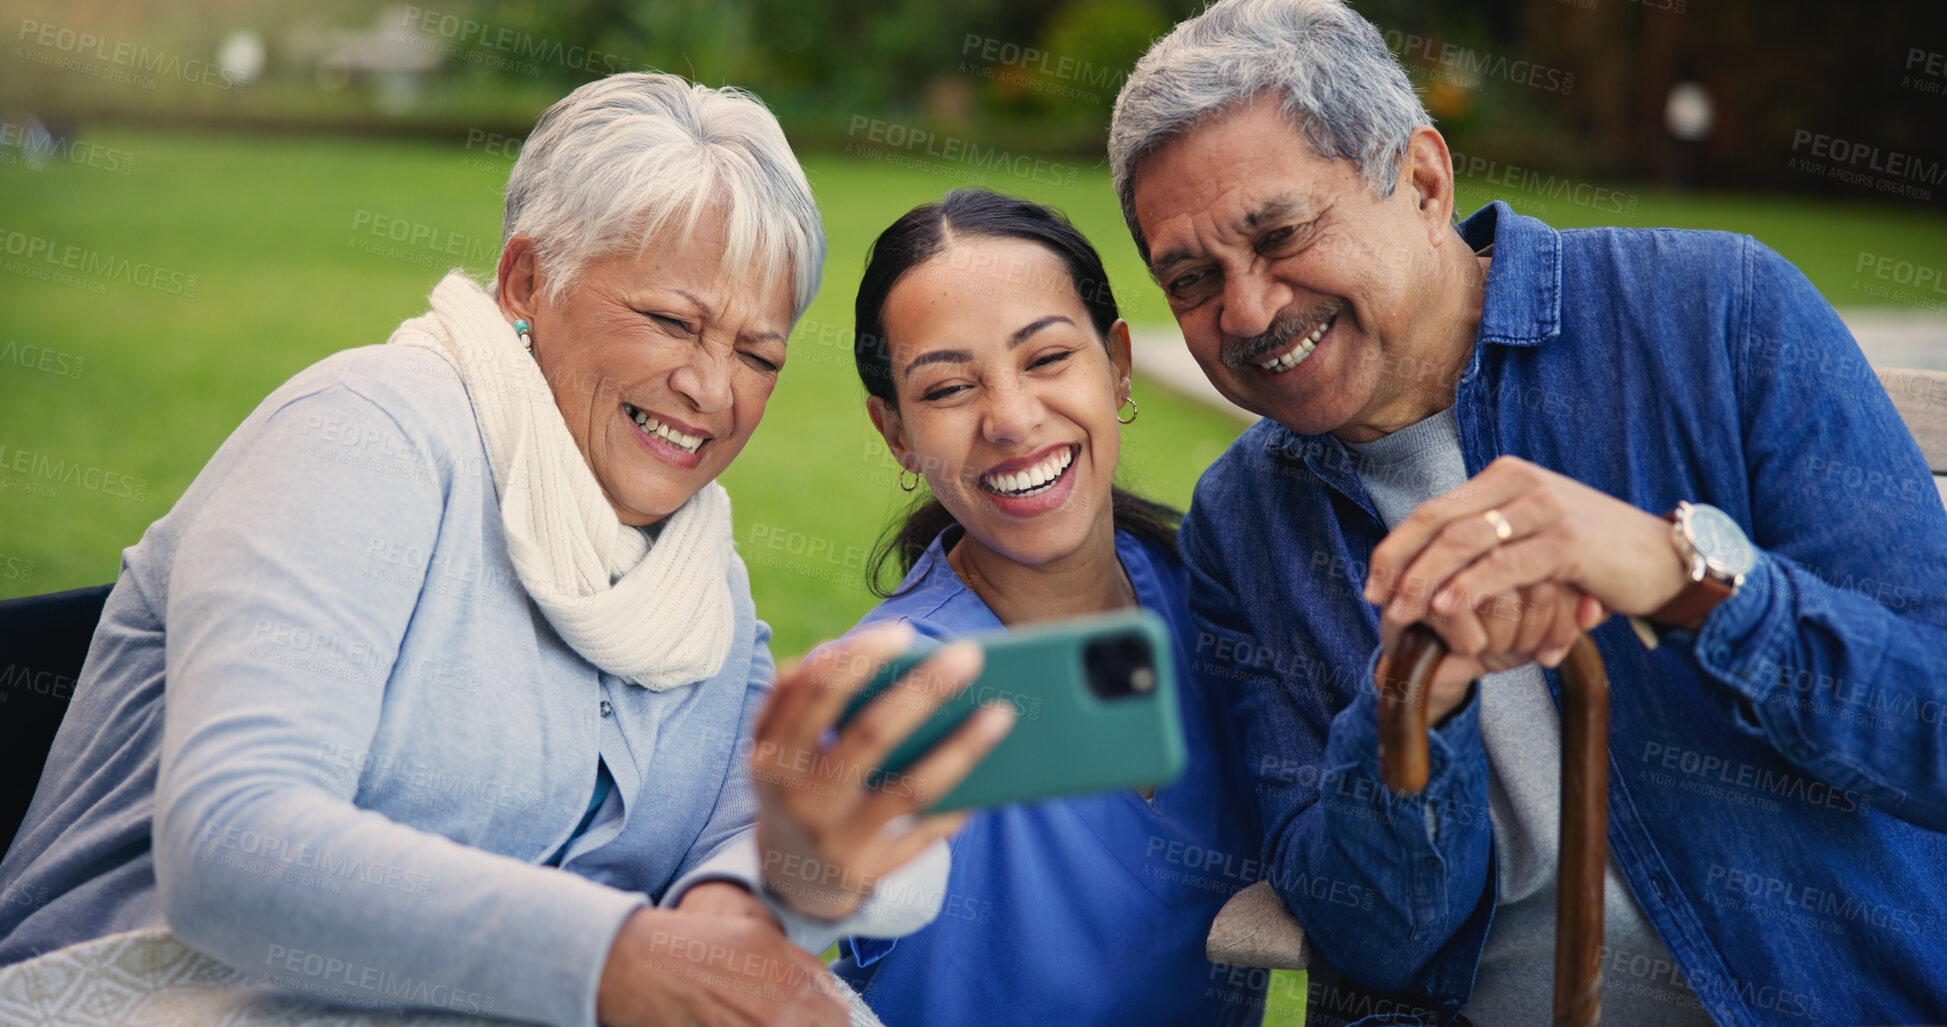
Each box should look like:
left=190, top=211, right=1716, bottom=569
left=749, top=623, right=1015, bottom=921
left=838, top=609, right=1188, bottom=812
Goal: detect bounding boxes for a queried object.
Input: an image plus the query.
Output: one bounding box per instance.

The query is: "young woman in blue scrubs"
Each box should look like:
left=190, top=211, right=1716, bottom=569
left=830, top=189, right=1267, bottom=1026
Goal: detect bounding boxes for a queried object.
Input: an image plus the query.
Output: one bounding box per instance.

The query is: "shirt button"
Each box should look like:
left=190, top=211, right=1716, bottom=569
left=599, top=700, right=613, bottom=718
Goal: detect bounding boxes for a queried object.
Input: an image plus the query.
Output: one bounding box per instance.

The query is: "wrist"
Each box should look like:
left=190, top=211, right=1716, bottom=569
left=759, top=865, right=870, bottom=923
left=755, top=824, right=875, bottom=923
left=596, top=907, right=658, bottom=1027
left=1644, top=502, right=1753, bottom=627
left=677, top=880, right=778, bottom=924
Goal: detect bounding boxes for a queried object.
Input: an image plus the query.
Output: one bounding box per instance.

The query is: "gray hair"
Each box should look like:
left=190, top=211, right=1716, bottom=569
left=1108, top=0, right=1430, bottom=260
left=501, top=72, right=825, bottom=321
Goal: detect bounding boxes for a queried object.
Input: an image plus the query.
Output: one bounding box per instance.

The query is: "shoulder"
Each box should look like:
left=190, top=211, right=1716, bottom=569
left=1117, top=529, right=1185, bottom=592
left=847, top=534, right=986, bottom=644
left=1557, top=224, right=1763, bottom=292
left=1184, top=419, right=1293, bottom=542
left=268, top=345, right=476, bottom=453
left=207, top=345, right=488, bottom=502
left=1118, top=529, right=1194, bottom=622
left=1193, top=420, right=1289, bottom=496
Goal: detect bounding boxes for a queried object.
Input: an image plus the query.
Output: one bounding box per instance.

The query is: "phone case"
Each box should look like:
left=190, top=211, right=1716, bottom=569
left=838, top=609, right=1187, bottom=811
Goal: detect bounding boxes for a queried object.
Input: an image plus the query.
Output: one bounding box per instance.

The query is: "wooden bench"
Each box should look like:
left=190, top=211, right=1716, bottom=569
left=1206, top=366, right=1947, bottom=972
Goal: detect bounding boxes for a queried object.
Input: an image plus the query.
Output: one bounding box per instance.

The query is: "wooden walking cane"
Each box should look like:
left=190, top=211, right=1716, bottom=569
left=1378, top=624, right=1611, bottom=1027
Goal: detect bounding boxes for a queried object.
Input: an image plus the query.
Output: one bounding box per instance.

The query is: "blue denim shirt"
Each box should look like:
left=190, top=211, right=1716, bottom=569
left=1179, top=202, right=1947, bottom=1026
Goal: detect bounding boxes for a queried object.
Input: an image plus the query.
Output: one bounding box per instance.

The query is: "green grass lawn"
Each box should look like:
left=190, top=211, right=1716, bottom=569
left=3, top=128, right=1944, bottom=1026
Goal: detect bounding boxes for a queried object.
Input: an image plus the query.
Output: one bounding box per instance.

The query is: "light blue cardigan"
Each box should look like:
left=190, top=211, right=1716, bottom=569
left=0, top=344, right=942, bottom=1026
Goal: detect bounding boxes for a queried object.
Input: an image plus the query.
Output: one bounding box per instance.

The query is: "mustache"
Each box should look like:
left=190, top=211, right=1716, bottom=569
left=1219, top=300, right=1344, bottom=368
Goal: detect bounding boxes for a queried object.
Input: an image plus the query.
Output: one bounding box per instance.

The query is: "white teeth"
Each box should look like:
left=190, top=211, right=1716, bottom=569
left=981, top=447, right=1075, bottom=497
left=629, top=406, right=703, bottom=454
left=1257, top=313, right=1335, bottom=374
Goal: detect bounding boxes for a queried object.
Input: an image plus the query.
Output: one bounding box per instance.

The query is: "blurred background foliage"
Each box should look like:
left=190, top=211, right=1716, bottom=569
left=6, top=0, right=1945, bottom=191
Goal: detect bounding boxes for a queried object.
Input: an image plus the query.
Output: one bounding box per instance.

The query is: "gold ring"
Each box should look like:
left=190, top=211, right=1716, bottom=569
left=1483, top=508, right=1514, bottom=542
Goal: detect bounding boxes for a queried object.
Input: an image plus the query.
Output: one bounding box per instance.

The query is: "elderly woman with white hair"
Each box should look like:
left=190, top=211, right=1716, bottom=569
left=0, top=73, right=1008, bottom=1027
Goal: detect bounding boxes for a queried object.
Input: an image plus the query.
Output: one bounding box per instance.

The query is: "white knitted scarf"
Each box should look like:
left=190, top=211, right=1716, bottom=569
left=389, top=272, right=735, bottom=689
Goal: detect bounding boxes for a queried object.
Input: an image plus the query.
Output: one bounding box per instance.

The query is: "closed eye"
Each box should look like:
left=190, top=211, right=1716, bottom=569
left=1030, top=350, right=1073, bottom=369
left=921, top=383, right=969, bottom=402
left=1167, top=269, right=1208, bottom=296
left=741, top=352, right=780, bottom=374
left=641, top=311, right=696, bottom=335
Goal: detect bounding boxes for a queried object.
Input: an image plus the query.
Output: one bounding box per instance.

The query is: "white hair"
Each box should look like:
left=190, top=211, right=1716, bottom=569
left=1108, top=0, right=1430, bottom=260
left=501, top=72, right=825, bottom=320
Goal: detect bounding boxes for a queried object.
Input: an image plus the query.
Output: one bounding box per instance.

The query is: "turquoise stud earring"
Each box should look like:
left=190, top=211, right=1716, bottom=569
left=513, top=318, right=532, bottom=355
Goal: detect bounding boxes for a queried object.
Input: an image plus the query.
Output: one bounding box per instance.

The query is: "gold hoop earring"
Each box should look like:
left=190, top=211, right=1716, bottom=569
left=898, top=468, right=920, bottom=492
left=1116, top=394, right=1139, bottom=424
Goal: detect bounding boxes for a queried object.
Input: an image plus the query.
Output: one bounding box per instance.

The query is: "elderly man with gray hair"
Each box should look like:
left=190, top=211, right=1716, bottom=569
left=1111, top=0, right=1947, bottom=1023
left=0, top=73, right=1008, bottom=1027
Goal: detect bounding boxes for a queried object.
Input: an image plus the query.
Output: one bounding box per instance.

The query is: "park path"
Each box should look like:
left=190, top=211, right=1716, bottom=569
left=1132, top=309, right=1947, bottom=423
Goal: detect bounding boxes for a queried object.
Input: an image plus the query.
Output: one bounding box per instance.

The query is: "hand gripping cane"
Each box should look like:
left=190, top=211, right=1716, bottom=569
left=1377, top=624, right=1610, bottom=1027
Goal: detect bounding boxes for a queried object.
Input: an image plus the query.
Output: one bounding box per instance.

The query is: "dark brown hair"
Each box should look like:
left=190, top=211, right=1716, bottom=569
left=853, top=189, right=1180, bottom=596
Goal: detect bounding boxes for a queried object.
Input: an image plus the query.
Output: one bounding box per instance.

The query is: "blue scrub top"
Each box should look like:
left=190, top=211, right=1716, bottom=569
left=833, top=527, right=1268, bottom=1027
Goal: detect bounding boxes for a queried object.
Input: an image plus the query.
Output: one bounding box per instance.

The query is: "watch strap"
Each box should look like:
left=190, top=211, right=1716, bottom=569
left=1648, top=574, right=1734, bottom=629
left=1647, top=507, right=1735, bottom=629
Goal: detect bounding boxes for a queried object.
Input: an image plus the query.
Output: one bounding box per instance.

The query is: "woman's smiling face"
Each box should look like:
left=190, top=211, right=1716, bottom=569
left=500, top=208, right=795, bottom=526
left=870, top=236, right=1132, bottom=567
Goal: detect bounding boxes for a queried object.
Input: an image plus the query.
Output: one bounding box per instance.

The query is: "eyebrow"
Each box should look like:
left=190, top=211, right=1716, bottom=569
left=1147, top=195, right=1314, bottom=279
left=899, top=315, right=1076, bottom=379
left=665, top=288, right=786, bottom=346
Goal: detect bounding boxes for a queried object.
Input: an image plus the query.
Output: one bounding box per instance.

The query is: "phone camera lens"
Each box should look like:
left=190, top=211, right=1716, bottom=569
left=1085, top=631, right=1156, bottom=700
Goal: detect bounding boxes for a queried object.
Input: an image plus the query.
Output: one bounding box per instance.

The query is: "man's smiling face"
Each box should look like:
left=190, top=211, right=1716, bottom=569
left=1132, top=95, right=1461, bottom=440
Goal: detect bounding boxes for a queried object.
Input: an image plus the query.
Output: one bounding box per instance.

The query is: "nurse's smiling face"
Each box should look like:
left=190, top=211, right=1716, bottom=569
left=868, top=236, right=1133, bottom=568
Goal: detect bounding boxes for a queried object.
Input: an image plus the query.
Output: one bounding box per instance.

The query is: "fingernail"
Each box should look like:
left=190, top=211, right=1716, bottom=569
left=977, top=703, right=1016, bottom=739
left=933, top=640, right=982, bottom=675
left=1539, top=647, right=1564, bottom=667
left=1433, top=590, right=1457, bottom=613
left=861, top=621, right=916, bottom=648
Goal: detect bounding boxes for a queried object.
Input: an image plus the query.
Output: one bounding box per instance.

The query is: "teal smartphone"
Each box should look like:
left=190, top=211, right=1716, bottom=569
left=836, top=609, right=1186, bottom=811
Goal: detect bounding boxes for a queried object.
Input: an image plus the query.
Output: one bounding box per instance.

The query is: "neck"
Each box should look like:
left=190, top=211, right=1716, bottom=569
left=1332, top=247, right=1492, bottom=443
left=947, top=509, right=1134, bottom=627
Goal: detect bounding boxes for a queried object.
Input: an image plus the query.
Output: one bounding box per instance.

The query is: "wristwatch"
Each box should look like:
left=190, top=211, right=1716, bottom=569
left=1646, top=501, right=1755, bottom=629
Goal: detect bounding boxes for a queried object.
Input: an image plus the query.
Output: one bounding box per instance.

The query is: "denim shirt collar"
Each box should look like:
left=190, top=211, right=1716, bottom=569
left=1260, top=201, right=1563, bottom=502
